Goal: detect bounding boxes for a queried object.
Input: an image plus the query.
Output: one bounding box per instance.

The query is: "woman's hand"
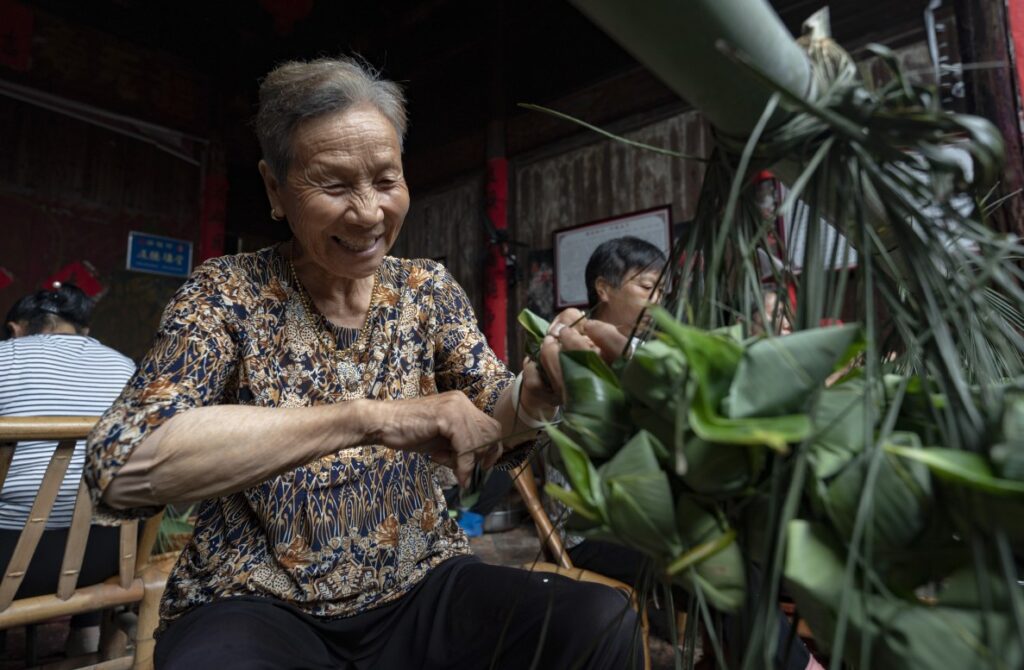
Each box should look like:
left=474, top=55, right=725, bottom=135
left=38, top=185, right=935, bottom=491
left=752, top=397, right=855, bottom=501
left=365, top=392, right=503, bottom=487
left=535, top=308, right=630, bottom=401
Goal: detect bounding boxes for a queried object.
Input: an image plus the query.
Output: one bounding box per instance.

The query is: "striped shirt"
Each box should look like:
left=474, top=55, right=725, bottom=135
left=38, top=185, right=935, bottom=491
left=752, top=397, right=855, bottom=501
left=0, top=334, right=135, bottom=530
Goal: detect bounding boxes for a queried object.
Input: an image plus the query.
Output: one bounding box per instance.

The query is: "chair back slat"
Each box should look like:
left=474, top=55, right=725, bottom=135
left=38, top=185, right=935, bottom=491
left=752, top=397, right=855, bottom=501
left=0, top=444, right=14, bottom=485
left=0, top=439, right=75, bottom=611
left=0, top=417, right=98, bottom=442
left=118, top=520, right=138, bottom=589
left=57, top=480, right=94, bottom=600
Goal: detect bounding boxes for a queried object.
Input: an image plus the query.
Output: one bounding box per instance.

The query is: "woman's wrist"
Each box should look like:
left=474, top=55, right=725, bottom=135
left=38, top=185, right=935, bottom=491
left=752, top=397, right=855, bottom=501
left=510, top=372, right=561, bottom=428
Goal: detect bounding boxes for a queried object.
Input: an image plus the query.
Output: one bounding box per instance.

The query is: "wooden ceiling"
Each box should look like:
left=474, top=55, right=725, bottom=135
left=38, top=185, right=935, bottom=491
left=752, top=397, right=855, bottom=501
left=21, top=0, right=933, bottom=237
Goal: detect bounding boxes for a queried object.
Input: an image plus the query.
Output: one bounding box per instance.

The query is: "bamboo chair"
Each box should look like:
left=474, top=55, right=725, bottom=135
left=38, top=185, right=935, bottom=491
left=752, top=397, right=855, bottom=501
left=0, top=417, right=173, bottom=670
left=511, top=461, right=652, bottom=670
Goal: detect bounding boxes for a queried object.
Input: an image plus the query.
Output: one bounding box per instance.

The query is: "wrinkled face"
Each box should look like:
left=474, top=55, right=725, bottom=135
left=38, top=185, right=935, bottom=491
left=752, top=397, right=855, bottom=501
left=596, top=269, right=663, bottom=332
left=260, top=105, right=410, bottom=280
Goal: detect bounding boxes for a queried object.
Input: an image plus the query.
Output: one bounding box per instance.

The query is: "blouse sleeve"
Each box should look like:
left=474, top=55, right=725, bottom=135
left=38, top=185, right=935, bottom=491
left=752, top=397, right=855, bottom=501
left=430, top=262, right=514, bottom=414
left=85, top=259, right=240, bottom=521
left=427, top=263, right=539, bottom=471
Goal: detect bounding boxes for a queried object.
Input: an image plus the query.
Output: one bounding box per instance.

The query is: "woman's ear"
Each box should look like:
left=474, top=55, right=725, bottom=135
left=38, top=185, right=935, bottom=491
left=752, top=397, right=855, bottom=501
left=258, top=160, right=284, bottom=217
left=594, top=277, right=612, bottom=304
left=6, top=321, right=26, bottom=338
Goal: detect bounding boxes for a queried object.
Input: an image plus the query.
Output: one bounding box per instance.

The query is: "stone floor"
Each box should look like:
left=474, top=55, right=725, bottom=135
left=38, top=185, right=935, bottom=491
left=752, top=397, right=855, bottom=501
left=1, top=523, right=685, bottom=669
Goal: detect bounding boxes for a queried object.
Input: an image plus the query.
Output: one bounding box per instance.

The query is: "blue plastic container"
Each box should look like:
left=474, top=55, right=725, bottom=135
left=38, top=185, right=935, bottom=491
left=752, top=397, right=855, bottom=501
left=457, top=510, right=484, bottom=537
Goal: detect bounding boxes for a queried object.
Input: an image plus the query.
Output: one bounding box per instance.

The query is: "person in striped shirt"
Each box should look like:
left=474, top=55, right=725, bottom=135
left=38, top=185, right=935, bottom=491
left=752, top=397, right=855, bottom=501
left=0, top=282, right=135, bottom=656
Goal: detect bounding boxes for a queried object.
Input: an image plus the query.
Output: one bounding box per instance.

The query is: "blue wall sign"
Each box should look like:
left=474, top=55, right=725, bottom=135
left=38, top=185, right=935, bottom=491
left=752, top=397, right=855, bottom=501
left=126, top=232, right=193, bottom=278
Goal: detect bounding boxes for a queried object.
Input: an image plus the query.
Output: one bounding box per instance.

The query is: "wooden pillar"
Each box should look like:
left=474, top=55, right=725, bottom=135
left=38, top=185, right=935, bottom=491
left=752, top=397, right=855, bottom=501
left=483, top=0, right=509, bottom=362
left=953, top=0, right=1024, bottom=236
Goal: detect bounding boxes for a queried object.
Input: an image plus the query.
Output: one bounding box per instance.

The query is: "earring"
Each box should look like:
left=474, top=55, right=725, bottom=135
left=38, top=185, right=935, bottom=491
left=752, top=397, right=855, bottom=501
left=270, top=208, right=283, bottom=221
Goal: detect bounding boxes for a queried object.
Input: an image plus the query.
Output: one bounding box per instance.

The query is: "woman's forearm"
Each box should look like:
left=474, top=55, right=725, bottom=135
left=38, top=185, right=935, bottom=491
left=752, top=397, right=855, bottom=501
left=103, top=401, right=379, bottom=508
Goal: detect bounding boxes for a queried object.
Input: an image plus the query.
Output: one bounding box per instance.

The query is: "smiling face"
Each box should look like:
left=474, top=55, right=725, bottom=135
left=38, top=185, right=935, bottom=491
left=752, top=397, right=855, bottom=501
left=594, top=269, right=663, bottom=332
left=259, top=104, right=410, bottom=280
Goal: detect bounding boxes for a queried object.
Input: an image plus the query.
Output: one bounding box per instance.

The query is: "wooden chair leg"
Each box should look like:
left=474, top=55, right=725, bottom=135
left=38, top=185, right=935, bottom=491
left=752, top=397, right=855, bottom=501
left=99, top=608, right=130, bottom=660
left=132, top=557, right=174, bottom=670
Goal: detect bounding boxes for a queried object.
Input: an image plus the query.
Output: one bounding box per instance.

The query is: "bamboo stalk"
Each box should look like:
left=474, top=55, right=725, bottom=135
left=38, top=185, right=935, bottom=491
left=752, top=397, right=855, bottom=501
left=569, top=0, right=814, bottom=136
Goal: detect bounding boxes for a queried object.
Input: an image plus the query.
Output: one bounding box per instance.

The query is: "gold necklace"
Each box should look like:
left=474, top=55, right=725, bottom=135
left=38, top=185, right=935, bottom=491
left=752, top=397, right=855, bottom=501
left=287, top=252, right=374, bottom=360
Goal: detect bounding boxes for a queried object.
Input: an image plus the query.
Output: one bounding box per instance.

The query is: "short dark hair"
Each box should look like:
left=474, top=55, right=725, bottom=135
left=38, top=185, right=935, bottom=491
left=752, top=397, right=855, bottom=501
left=584, top=236, right=667, bottom=307
left=256, top=56, right=408, bottom=182
left=3, top=283, right=93, bottom=339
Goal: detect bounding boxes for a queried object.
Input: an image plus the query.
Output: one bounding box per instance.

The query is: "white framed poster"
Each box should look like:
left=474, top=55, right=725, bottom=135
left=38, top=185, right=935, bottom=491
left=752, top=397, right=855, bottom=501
left=552, top=206, right=672, bottom=308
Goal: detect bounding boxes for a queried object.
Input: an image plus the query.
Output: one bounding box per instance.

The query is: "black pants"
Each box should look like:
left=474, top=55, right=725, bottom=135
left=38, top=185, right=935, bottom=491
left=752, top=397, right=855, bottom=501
left=155, top=555, right=644, bottom=670
left=568, top=540, right=811, bottom=670
left=0, top=525, right=121, bottom=628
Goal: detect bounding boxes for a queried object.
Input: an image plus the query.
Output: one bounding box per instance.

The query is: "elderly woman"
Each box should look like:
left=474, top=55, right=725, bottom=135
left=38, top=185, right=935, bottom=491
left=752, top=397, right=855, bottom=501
left=85, top=58, right=640, bottom=669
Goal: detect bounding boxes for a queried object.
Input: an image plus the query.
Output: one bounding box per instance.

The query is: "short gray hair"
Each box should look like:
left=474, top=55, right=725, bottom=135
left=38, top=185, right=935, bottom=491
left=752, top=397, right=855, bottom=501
left=255, top=56, right=408, bottom=181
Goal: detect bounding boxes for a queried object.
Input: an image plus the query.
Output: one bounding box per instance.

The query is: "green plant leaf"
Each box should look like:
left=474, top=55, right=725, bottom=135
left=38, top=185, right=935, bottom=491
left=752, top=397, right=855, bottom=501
left=785, top=520, right=1022, bottom=668
left=680, top=437, right=757, bottom=495
left=560, top=411, right=631, bottom=460
left=823, top=433, right=933, bottom=552
left=807, top=380, right=874, bottom=480
left=689, top=396, right=808, bottom=452
left=517, top=309, right=550, bottom=346
left=559, top=349, right=627, bottom=420
left=605, top=480, right=678, bottom=558
left=886, top=445, right=1024, bottom=497
left=650, top=306, right=742, bottom=408
left=670, top=497, right=746, bottom=612
left=543, top=483, right=601, bottom=524
left=544, top=425, right=605, bottom=518
left=599, top=430, right=681, bottom=556
left=621, top=339, right=689, bottom=420
left=724, top=324, right=862, bottom=418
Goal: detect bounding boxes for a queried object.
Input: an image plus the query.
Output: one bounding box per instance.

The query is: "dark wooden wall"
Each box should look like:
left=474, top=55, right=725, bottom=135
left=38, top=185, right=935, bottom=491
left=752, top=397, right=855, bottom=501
left=390, top=175, right=487, bottom=314
left=0, top=95, right=200, bottom=360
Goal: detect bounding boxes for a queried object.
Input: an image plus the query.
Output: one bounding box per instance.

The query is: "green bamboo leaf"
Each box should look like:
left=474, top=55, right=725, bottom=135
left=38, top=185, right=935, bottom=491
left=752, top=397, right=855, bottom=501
left=599, top=430, right=681, bottom=556
left=544, top=425, right=605, bottom=517
left=559, top=350, right=626, bottom=421
left=621, top=339, right=689, bottom=420
left=807, top=380, right=875, bottom=480
left=560, top=411, right=630, bottom=460
left=628, top=406, right=676, bottom=465
left=605, top=480, right=680, bottom=558
left=680, top=437, right=757, bottom=495
left=561, top=349, right=620, bottom=387
left=689, top=397, right=808, bottom=452
left=650, top=306, right=742, bottom=407
left=724, top=324, right=863, bottom=419
left=671, top=497, right=746, bottom=612
left=517, top=308, right=550, bottom=344
left=543, top=483, right=601, bottom=524
left=785, top=520, right=1022, bottom=668
left=517, top=103, right=709, bottom=161
left=991, top=393, right=1024, bottom=481
left=823, top=433, right=933, bottom=552
left=886, top=445, right=1024, bottom=497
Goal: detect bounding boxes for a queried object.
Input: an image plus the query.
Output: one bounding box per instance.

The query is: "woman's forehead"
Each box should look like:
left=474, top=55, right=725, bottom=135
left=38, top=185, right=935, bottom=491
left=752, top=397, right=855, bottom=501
left=626, top=268, right=662, bottom=283
left=292, top=107, right=401, bottom=160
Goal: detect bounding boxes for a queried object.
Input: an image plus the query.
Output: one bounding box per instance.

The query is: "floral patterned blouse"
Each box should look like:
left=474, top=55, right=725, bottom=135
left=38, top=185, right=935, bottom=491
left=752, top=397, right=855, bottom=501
left=85, top=245, right=513, bottom=626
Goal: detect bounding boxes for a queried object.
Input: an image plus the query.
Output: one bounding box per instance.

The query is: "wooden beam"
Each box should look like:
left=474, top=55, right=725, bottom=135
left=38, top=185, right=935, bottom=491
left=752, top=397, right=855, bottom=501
left=953, top=0, right=1024, bottom=236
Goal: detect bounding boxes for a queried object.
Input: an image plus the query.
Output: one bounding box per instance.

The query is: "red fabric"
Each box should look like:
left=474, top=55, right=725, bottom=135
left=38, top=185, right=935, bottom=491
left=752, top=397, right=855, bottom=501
left=1009, top=0, right=1024, bottom=116
left=483, top=157, right=508, bottom=362
left=0, top=0, right=33, bottom=72
left=0, top=267, right=13, bottom=291
left=42, top=261, right=103, bottom=297
left=198, top=174, right=228, bottom=262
